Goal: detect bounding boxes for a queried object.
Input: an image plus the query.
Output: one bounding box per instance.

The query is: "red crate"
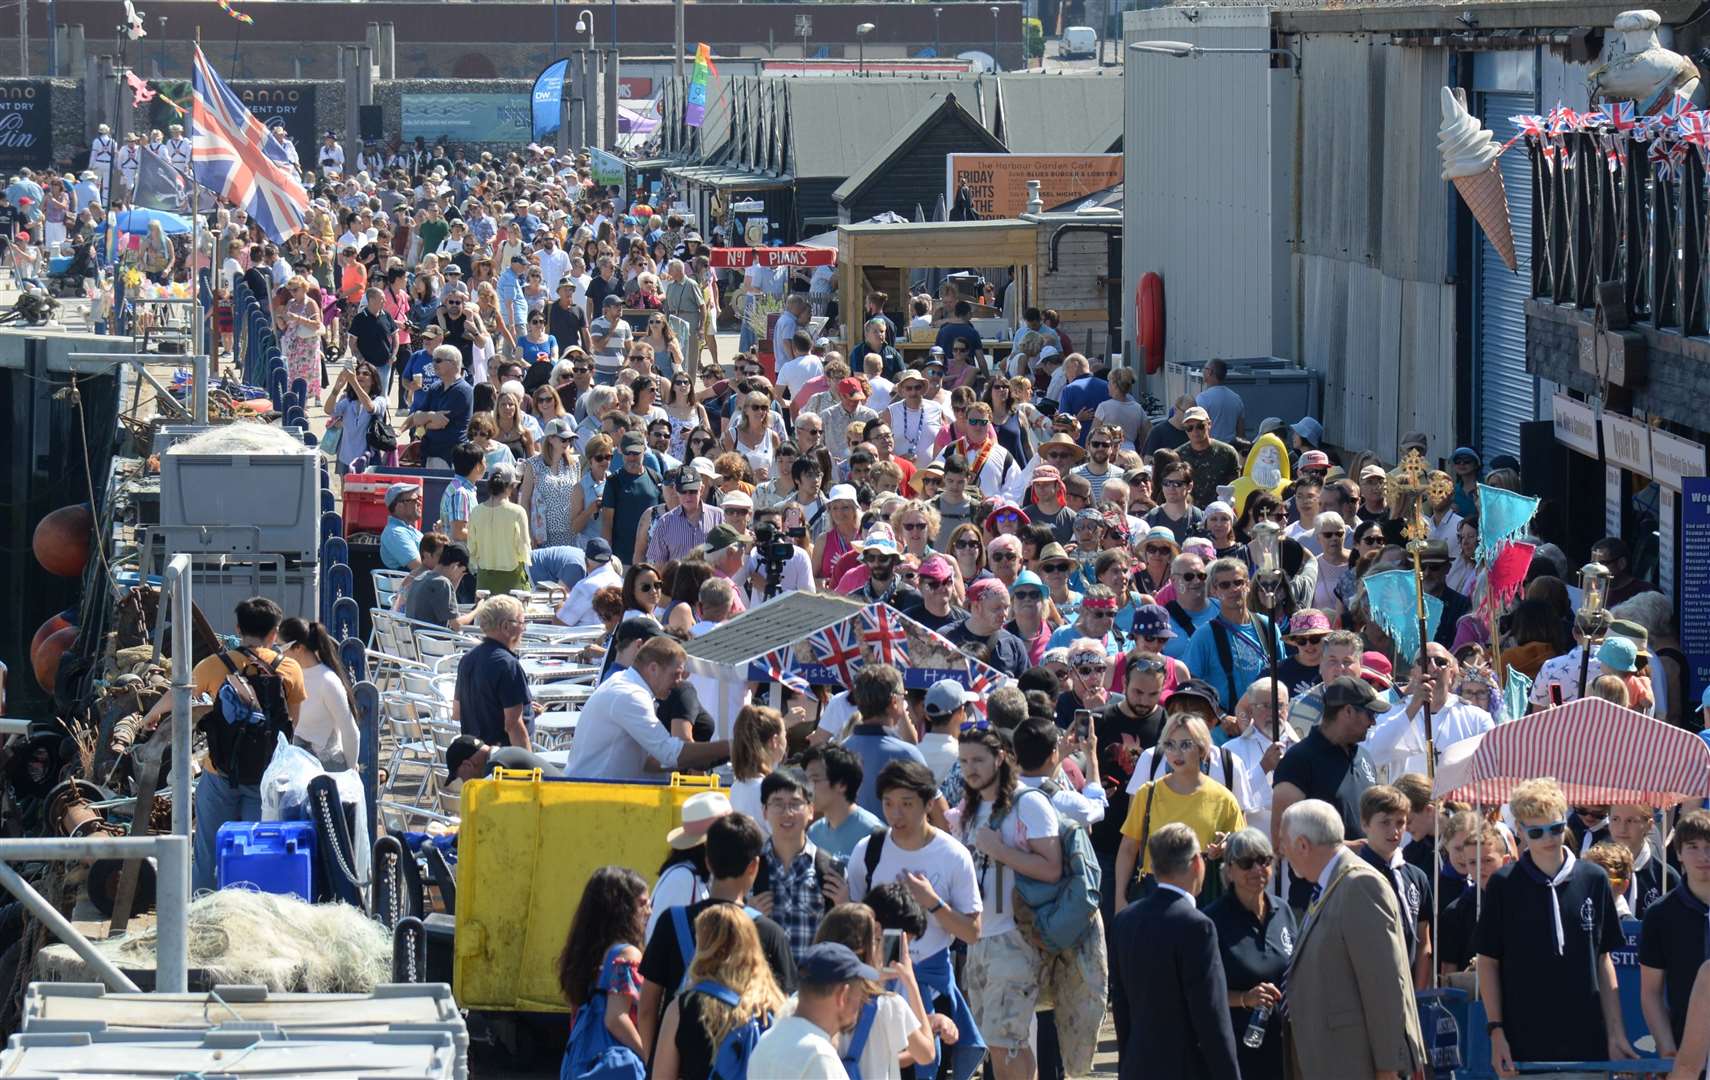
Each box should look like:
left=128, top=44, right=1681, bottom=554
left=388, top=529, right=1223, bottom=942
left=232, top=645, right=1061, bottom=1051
left=343, top=473, right=422, bottom=537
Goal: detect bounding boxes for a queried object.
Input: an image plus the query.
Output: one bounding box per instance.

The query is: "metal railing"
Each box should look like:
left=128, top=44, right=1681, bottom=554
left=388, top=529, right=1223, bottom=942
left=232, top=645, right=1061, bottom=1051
left=1531, top=133, right=1710, bottom=335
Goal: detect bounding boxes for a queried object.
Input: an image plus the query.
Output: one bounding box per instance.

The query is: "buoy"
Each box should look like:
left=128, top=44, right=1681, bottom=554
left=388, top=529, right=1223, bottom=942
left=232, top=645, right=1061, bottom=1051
left=33, top=626, right=78, bottom=693
left=1136, top=272, right=1165, bottom=374
left=32, top=504, right=94, bottom=577
left=29, top=611, right=75, bottom=668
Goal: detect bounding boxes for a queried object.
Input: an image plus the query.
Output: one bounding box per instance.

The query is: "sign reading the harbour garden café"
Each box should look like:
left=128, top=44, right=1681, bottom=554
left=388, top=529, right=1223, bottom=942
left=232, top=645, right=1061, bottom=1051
left=0, top=83, right=52, bottom=173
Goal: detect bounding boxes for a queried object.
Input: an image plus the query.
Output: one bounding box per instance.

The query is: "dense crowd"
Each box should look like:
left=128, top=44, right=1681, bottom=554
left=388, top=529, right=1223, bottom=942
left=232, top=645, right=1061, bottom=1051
left=27, top=136, right=1709, bottom=1079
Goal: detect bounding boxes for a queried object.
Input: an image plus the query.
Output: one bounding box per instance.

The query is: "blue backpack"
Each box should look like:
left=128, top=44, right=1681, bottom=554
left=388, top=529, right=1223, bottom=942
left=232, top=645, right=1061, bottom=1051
left=670, top=904, right=763, bottom=992
left=994, top=783, right=1102, bottom=953
left=839, top=998, right=880, bottom=1080
left=559, top=989, right=646, bottom=1080
left=687, top=979, right=769, bottom=1080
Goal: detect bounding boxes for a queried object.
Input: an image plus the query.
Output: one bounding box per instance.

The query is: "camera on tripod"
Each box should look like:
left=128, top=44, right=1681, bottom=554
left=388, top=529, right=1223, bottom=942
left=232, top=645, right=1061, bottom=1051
left=753, top=521, right=799, bottom=599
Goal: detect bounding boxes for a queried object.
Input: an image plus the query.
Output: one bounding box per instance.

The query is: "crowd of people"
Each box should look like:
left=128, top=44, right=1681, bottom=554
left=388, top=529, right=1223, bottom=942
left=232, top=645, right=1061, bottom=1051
left=49, top=135, right=1705, bottom=1078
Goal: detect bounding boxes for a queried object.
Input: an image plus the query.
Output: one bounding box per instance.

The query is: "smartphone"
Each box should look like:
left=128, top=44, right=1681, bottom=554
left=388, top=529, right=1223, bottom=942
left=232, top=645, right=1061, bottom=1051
left=881, top=928, right=903, bottom=966
left=1073, top=708, right=1093, bottom=741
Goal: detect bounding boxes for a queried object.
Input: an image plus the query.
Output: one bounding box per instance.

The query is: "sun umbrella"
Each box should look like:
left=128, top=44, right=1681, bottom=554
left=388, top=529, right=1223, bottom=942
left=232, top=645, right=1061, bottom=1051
left=115, top=208, right=190, bottom=235
left=1433, top=697, right=1710, bottom=807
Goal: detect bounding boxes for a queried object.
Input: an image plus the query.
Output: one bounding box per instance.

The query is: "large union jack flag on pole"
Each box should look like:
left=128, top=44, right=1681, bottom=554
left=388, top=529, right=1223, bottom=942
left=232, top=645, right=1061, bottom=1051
left=191, top=45, right=306, bottom=241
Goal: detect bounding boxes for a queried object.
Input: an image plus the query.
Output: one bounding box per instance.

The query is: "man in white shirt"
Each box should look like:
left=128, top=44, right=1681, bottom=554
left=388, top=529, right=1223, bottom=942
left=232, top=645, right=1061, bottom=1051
left=317, top=131, right=345, bottom=176
left=686, top=578, right=750, bottom=741
left=1366, top=642, right=1494, bottom=782
left=772, top=294, right=807, bottom=368
left=1194, top=359, right=1246, bottom=442
left=537, top=233, right=571, bottom=293
left=1221, top=677, right=1298, bottom=837
left=918, top=680, right=969, bottom=783
left=563, top=635, right=730, bottom=781
left=557, top=538, right=622, bottom=627
left=887, top=370, right=944, bottom=464
left=861, top=352, right=894, bottom=413
left=747, top=943, right=880, bottom=1080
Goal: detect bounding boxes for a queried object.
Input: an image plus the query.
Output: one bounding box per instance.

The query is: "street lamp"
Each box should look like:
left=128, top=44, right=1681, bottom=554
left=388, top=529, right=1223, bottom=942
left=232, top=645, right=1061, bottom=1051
left=1128, top=38, right=1300, bottom=72
left=856, top=22, right=874, bottom=77
left=933, top=7, right=942, bottom=59
left=989, top=5, right=1000, bottom=72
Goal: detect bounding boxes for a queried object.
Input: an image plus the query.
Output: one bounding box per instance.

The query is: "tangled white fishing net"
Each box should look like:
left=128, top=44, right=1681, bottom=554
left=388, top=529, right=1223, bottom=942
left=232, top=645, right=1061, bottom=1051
left=93, top=890, right=390, bottom=992
left=165, top=423, right=310, bottom=456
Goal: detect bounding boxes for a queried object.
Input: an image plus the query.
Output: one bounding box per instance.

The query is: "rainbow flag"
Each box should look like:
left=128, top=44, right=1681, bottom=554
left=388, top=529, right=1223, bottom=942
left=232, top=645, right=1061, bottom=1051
left=684, top=43, right=715, bottom=128
left=216, top=0, right=255, bottom=25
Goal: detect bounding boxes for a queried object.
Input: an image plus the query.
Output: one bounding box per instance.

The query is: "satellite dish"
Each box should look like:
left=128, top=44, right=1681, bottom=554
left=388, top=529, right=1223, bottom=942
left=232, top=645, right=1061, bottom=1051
left=958, top=50, right=997, bottom=74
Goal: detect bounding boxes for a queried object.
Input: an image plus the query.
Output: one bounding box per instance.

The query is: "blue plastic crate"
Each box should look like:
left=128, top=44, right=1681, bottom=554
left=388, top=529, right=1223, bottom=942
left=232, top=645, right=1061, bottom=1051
left=216, top=821, right=316, bottom=901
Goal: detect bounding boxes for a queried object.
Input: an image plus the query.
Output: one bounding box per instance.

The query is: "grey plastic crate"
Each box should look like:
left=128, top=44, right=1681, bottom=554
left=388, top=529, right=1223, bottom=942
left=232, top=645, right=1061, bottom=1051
left=160, top=440, right=321, bottom=558
left=0, top=1026, right=459, bottom=1078
left=1164, top=357, right=1322, bottom=429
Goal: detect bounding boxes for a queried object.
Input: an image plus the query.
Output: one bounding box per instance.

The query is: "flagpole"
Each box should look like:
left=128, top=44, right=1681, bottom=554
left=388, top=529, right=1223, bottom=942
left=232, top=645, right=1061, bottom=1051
left=191, top=31, right=210, bottom=420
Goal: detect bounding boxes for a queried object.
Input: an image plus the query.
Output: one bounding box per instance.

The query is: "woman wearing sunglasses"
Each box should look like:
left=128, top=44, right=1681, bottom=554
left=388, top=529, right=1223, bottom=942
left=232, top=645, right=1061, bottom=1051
left=946, top=522, right=989, bottom=595
left=1052, top=640, right=1114, bottom=731
left=1113, top=710, right=1244, bottom=909
left=889, top=501, right=940, bottom=561
left=662, top=375, right=708, bottom=461
left=640, top=313, right=684, bottom=381
left=1312, top=511, right=1352, bottom=618
left=1204, top=828, right=1296, bottom=1080
left=620, top=563, right=664, bottom=623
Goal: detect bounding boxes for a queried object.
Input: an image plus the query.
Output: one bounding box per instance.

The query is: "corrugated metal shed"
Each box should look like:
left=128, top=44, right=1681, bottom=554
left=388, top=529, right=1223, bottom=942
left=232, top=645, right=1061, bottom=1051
left=1122, top=6, right=1287, bottom=371
left=1298, top=34, right=1382, bottom=266
left=993, top=73, right=1124, bottom=153
left=786, top=76, right=994, bottom=179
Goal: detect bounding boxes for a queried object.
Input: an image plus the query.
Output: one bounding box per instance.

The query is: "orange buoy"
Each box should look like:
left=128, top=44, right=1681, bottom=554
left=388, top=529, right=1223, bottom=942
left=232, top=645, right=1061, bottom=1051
left=1136, top=272, right=1165, bottom=374
left=33, top=626, right=78, bottom=693
left=32, top=504, right=94, bottom=577
left=29, top=612, right=75, bottom=668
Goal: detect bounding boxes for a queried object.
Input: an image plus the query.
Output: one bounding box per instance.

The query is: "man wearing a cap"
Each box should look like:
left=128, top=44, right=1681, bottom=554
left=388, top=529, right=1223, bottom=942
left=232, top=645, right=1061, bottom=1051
left=1592, top=536, right=1660, bottom=607
left=1271, top=676, right=1383, bottom=901
left=556, top=538, right=622, bottom=627
left=646, top=467, right=725, bottom=565
left=851, top=531, right=922, bottom=610
left=918, top=678, right=974, bottom=782
left=819, top=376, right=878, bottom=462
left=904, top=555, right=967, bottom=633
left=568, top=635, right=730, bottom=781
left=444, top=733, right=560, bottom=785
left=1417, top=540, right=1471, bottom=649
left=1176, top=405, right=1240, bottom=509
left=603, top=433, right=664, bottom=566
left=746, top=942, right=878, bottom=1078
left=379, top=483, right=424, bottom=570
left=589, top=294, right=632, bottom=385
left=1357, top=463, right=1392, bottom=522
left=88, top=125, right=116, bottom=193
left=700, top=525, right=754, bottom=604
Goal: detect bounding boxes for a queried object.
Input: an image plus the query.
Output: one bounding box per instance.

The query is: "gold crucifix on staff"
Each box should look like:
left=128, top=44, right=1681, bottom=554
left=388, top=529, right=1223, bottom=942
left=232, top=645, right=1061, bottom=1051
left=1384, top=449, right=1454, bottom=781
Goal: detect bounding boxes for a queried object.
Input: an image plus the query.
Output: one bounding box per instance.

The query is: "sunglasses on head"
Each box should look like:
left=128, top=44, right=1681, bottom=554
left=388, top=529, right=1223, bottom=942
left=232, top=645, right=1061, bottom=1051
left=959, top=717, right=990, bottom=734
left=1524, top=820, right=1568, bottom=840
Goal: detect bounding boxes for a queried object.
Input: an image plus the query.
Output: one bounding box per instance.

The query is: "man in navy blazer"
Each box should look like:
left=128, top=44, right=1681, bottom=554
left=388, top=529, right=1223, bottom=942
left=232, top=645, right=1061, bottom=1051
left=1112, top=822, right=1241, bottom=1080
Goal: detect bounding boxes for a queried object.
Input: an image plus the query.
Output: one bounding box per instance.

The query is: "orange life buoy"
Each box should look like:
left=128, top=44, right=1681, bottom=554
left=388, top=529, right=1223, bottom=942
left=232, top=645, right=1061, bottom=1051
left=1137, top=272, right=1165, bottom=374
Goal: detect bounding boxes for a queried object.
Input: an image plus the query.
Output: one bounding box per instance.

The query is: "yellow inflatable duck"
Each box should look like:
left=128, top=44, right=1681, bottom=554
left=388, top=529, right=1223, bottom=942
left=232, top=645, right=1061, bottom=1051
left=1231, top=432, right=1292, bottom=516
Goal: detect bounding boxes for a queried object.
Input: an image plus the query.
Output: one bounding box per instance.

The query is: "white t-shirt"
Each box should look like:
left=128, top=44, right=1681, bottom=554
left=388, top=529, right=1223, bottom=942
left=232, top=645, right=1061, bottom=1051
left=848, top=828, right=980, bottom=963
left=729, top=775, right=770, bottom=838
left=294, top=664, right=359, bottom=768
left=958, top=788, right=1057, bottom=938
left=645, top=861, right=708, bottom=942
left=817, top=691, right=859, bottom=741
left=776, top=354, right=825, bottom=400
left=745, top=1015, right=848, bottom=1080
left=782, top=991, right=918, bottom=1080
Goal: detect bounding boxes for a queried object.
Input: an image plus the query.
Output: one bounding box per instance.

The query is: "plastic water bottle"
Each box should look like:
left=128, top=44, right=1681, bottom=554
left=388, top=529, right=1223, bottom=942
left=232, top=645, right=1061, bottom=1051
left=1427, top=997, right=1463, bottom=1069
left=1241, top=1004, right=1270, bottom=1049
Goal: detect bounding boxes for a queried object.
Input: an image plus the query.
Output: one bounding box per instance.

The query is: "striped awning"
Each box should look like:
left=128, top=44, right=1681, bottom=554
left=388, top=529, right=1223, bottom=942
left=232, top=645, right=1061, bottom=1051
left=1433, top=697, right=1710, bottom=807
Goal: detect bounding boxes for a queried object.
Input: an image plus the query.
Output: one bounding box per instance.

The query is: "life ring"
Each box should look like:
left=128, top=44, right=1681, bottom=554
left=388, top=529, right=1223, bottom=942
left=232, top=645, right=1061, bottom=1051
left=1137, top=272, right=1165, bottom=374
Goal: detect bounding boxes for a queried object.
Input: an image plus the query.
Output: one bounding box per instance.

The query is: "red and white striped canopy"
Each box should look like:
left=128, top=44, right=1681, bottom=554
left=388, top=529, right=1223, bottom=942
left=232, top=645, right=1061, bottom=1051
left=1433, top=697, right=1710, bottom=807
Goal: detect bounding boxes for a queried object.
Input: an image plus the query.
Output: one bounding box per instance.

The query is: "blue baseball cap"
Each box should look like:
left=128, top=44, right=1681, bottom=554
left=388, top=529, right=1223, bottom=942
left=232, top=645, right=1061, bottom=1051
left=1009, top=569, right=1045, bottom=598
left=1130, top=603, right=1177, bottom=639
left=797, top=942, right=882, bottom=987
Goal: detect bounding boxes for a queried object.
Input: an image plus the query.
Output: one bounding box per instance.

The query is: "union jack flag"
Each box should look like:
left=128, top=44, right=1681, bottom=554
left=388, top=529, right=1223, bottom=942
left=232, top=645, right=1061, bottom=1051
left=1679, top=111, right=1710, bottom=150
left=1607, top=101, right=1636, bottom=132
left=810, top=619, right=866, bottom=686
left=1508, top=113, right=1547, bottom=140
left=860, top=605, right=910, bottom=667
left=962, top=664, right=1004, bottom=718
left=764, top=648, right=810, bottom=694
left=191, top=45, right=306, bottom=241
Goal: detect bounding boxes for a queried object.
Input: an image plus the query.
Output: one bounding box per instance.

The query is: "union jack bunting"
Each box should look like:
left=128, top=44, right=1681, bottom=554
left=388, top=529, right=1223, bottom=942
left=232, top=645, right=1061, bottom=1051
left=1679, top=111, right=1710, bottom=150
left=1509, top=114, right=1547, bottom=140
left=962, top=665, right=1002, bottom=718
left=1547, top=104, right=1578, bottom=135
left=190, top=45, right=307, bottom=241
left=810, top=619, right=866, bottom=686
left=1608, top=101, right=1636, bottom=132
left=764, top=648, right=810, bottom=694
left=860, top=604, right=910, bottom=667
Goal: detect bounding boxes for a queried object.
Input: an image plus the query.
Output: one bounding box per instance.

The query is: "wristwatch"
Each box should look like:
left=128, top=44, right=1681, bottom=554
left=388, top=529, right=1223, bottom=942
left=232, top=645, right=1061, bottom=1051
left=1485, top=1020, right=1504, bottom=1035
left=928, top=900, right=945, bottom=915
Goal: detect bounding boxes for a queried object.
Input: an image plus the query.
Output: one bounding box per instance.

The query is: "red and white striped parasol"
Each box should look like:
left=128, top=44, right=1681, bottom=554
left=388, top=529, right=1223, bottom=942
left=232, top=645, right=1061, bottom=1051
left=1432, top=697, right=1710, bottom=807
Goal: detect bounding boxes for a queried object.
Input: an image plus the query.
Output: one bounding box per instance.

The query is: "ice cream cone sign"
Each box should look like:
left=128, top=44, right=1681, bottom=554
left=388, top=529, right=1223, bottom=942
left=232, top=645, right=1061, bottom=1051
left=1440, top=86, right=1518, bottom=272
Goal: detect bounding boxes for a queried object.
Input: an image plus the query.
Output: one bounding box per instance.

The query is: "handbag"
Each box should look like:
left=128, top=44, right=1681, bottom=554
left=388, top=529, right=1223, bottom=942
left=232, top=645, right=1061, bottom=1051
left=319, top=424, right=342, bottom=458
left=366, top=406, right=399, bottom=455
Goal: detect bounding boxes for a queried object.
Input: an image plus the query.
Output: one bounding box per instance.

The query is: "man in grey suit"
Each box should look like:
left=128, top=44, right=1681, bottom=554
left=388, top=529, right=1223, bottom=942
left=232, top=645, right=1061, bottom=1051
left=1112, top=823, right=1240, bottom=1080
left=1279, top=799, right=1424, bottom=1080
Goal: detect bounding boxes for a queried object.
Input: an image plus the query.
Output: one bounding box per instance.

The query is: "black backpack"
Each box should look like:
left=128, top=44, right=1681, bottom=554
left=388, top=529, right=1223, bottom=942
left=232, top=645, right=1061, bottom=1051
left=204, top=648, right=293, bottom=786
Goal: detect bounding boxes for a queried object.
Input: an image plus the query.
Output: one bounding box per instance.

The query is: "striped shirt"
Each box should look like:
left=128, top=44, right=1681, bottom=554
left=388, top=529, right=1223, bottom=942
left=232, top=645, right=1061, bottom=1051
left=645, top=503, right=725, bottom=566
left=438, top=476, right=477, bottom=534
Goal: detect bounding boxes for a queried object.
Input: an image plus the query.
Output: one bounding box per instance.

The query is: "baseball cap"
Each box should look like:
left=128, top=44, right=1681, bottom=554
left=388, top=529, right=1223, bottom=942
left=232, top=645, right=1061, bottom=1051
left=384, top=482, right=419, bottom=508
left=918, top=554, right=955, bottom=583
left=1181, top=406, right=1211, bottom=424
left=613, top=616, right=663, bottom=650
left=621, top=433, right=647, bottom=453
left=543, top=416, right=576, bottom=442
left=1166, top=678, right=1222, bottom=717
left=1399, top=431, right=1429, bottom=454
left=584, top=537, right=614, bottom=564
left=797, top=942, right=882, bottom=987
left=1298, top=450, right=1331, bottom=470
left=1323, top=675, right=1385, bottom=713
left=721, top=489, right=753, bottom=510
left=836, top=377, right=867, bottom=401
left=672, top=467, right=703, bottom=492
left=925, top=678, right=975, bottom=718
left=1359, top=464, right=1387, bottom=481
left=1130, top=604, right=1177, bottom=639
left=705, top=524, right=746, bottom=554
left=444, top=734, right=485, bottom=784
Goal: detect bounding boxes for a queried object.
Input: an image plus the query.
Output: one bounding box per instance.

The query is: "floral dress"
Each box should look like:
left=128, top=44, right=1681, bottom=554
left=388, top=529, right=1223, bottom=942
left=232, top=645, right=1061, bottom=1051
left=527, top=454, right=578, bottom=547
left=283, top=296, right=323, bottom=397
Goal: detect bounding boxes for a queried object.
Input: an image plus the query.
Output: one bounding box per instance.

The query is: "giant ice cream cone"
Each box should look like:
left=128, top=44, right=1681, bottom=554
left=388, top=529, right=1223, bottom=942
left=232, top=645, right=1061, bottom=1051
left=1454, top=163, right=1517, bottom=271
left=1439, top=86, right=1517, bottom=271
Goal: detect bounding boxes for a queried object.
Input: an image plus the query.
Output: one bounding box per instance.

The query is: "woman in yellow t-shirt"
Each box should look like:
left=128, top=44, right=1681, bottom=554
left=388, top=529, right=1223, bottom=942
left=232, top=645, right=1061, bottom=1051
left=1113, top=713, right=1244, bottom=907
left=466, top=463, right=532, bottom=596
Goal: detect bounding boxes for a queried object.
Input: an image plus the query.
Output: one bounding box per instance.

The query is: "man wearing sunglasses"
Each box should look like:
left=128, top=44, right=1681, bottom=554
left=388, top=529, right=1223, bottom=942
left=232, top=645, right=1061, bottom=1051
left=943, top=577, right=1031, bottom=678
left=1020, top=466, right=1076, bottom=544
left=1182, top=559, right=1284, bottom=713
left=1271, top=677, right=1383, bottom=904
left=948, top=402, right=1016, bottom=499
left=1477, top=777, right=1634, bottom=1074
left=851, top=533, right=922, bottom=610
left=1221, top=678, right=1296, bottom=837
left=1070, top=423, right=1122, bottom=503
left=903, top=555, right=966, bottom=633
left=887, top=370, right=944, bottom=464
left=1176, top=405, right=1240, bottom=509
left=1157, top=553, right=1217, bottom=662
left=1365, top=642, right=1493, bottom=783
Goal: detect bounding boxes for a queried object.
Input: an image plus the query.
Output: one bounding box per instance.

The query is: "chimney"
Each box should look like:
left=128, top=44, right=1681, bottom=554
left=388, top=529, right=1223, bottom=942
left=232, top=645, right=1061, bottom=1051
left=1025, top=180, right=1043, bottom=215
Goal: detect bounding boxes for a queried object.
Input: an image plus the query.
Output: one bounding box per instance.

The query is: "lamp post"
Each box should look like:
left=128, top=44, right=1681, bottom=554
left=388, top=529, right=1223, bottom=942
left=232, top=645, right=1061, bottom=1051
left=1575, top=561, right=1614, bottom=698
left=856, top=22, right=873, bottom=76
left=990, top=5, right=1000, bottom=71
left=575, top=8, right=596, bottom=49
left=934, top=7, right=942, bottom=58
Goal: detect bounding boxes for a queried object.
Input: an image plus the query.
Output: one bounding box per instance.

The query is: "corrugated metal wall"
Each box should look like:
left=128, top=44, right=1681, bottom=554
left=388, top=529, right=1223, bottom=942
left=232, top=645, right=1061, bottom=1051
left=1293, top=36, right=1458, bottom=462
left=1122, top=6, right=1286, bottom=378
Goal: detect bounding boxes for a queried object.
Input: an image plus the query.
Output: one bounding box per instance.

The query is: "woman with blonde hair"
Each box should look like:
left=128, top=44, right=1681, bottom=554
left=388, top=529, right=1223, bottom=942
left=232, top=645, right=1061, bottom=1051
left=891, top=501, right=941, bottom=560
left=651, top=905, right=786, bottom=1080
left=569, top=433, right=614, bottom=549
left=281, top=275, right=324, bottom=398
left=492, top=382, right=538, bottom=462
left=725, top=391, right=781, bottom=482
left=1095, top=367, right=1147, bottom=451
left=728, top=705, right=788, bottom=835
left=473, top=280, right=512, bottom=371
left=1113, top=712, right=1244, bottom=906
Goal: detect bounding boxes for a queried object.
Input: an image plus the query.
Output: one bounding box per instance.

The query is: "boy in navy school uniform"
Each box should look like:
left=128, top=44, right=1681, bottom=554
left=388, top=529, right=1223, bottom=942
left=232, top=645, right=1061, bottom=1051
left=1358, top=784, right=1435, bottom=987
left=1638, top=808, right=1710, bottom=1059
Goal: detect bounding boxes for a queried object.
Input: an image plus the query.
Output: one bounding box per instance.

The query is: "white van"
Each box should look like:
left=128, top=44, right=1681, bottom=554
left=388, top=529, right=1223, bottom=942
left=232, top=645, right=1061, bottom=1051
left=1059, top=26, right=1097, bottom=58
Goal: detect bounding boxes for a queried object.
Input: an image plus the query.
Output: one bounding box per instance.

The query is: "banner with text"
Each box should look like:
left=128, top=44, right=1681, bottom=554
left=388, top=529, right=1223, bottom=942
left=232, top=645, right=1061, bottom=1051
left=531, top=59, right=570, bottom=143
left=946, top=152, right=1123, bottom=219
left=233, top=85, right=316, bottom=173
left=403, top=93, right=531, bottom=145
left=1682, top=476, right=1710, bottom=707
left=0, top=84, right=53, bottom=174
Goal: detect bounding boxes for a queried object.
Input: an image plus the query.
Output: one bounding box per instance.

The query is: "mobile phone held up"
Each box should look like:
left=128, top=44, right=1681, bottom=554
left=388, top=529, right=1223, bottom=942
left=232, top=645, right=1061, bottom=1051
left=1073, top=708, right=1093, bottom=741
left=882, top=928, right=904, bottom=966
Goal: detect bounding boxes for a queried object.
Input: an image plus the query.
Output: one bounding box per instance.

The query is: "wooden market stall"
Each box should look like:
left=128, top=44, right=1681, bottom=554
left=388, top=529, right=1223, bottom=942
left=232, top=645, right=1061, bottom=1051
left=836, top=219, right=1039, bottom=356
